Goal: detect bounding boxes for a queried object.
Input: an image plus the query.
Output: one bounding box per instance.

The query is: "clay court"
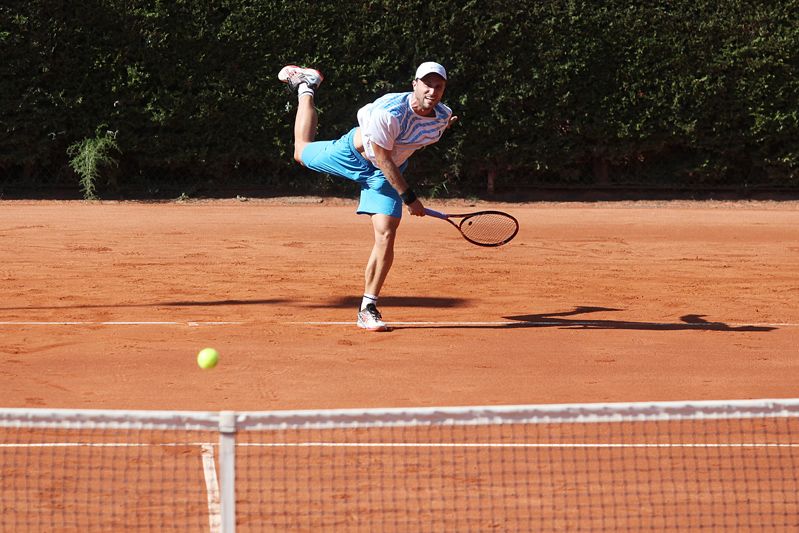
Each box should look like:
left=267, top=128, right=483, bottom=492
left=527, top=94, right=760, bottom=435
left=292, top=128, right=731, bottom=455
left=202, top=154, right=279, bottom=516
left=2, top=198, right=799, bottom=531
left=2, top=198, right=797, bottom=411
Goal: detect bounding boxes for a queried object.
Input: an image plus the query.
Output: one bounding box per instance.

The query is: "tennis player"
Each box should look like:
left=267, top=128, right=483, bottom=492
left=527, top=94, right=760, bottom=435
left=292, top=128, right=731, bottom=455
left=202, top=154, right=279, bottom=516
left=279, top=62, right=458, bottom=331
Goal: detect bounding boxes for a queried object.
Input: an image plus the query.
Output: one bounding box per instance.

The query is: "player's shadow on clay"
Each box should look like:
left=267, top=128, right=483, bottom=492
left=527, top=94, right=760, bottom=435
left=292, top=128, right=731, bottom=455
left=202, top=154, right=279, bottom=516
left=503, top=307, right=776, bottom=332
left=320, top=296, right=470, bottom=309
left=395, top=306, right=776, bottom=332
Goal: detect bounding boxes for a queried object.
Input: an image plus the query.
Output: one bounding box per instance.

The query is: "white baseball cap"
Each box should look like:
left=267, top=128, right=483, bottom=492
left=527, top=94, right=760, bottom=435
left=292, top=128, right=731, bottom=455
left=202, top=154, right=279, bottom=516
left=415, top=61, right=447, bottom=80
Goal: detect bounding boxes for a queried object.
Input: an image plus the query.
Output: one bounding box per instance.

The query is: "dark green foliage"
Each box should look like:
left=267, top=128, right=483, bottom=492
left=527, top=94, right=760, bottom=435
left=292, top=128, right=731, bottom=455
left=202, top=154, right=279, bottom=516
left=2, top=0, right=797, bottom=197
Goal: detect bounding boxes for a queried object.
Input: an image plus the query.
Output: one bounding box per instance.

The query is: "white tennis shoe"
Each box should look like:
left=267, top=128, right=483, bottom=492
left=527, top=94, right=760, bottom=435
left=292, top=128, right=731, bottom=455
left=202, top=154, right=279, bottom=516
left=357, top=304, right=387, bottom=332
left=278, top=65, right=324, bottom=92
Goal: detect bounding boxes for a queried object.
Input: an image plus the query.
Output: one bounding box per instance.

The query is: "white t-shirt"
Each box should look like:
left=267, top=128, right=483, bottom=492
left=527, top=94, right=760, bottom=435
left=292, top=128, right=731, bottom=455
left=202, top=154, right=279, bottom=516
left=357, top=92, right=452, bottom=167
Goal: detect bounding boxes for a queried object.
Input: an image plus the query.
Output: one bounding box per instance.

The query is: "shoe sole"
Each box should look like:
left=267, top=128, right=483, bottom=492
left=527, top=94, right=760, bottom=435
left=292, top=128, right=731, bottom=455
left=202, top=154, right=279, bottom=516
left=278, top=65, right=324, bottom=85
left=357, top=320, right=388, bottom=332
left=278, top=65, right=300, bottom=82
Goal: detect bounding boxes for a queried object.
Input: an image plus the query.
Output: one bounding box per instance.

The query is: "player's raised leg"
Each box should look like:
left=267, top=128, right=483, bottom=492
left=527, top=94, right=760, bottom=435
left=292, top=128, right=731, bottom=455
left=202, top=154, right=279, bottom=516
left=278, top=65, right=324, bottom=163
left=357, top=214, right=400, bottom=332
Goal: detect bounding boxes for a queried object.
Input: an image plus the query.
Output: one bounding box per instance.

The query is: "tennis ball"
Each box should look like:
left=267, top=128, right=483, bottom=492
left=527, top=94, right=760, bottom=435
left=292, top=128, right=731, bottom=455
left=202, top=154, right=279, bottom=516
left=197, top=348, right=219, bottom=369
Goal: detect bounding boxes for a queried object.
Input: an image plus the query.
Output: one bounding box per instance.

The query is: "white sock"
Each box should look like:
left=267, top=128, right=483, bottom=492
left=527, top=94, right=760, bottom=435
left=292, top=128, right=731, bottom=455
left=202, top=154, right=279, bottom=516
left=297, top=82, right=314, bottom=98
left=361, top=294, right=378, bottom=311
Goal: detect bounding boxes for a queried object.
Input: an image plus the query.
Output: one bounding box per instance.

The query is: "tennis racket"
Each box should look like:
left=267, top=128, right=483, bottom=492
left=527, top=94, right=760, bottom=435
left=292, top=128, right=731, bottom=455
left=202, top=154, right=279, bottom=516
left=424, top=208, right=519, bottom=247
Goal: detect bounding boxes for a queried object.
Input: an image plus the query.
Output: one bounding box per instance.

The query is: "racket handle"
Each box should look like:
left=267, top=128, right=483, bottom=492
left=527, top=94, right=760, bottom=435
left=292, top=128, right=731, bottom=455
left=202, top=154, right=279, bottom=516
left=424, top=208, right=449, bottom=219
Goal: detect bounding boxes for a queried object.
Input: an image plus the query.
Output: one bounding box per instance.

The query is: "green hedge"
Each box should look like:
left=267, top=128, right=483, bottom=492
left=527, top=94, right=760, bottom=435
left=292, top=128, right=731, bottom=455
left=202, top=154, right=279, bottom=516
left=2, top=0, right=797, bottom=197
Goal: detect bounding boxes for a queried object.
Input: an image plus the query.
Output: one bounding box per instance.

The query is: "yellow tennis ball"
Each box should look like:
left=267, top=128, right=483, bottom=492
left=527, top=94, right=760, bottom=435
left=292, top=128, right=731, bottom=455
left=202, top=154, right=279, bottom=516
left=197, top=348, right=219, bottom=369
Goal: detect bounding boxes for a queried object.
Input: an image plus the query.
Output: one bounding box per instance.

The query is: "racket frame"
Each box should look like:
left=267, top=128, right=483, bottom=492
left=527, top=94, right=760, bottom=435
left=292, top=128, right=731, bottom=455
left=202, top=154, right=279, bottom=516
left=424, top=208, right=519, bottom=247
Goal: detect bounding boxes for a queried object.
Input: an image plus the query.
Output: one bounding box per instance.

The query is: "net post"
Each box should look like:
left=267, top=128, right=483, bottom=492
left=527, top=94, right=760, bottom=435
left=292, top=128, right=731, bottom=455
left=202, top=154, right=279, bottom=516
left=219, top=411, right=237, bottom=533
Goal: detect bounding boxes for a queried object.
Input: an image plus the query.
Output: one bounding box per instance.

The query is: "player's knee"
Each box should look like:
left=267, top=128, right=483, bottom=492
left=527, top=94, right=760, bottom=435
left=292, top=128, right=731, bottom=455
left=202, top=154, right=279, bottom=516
left=374, top=226, right=397, bottom=248
left=292, top=142, right=309, bottom=165
left=379, top=228, right=396, bottom=243
left=372, top=214, right=400, bottom=247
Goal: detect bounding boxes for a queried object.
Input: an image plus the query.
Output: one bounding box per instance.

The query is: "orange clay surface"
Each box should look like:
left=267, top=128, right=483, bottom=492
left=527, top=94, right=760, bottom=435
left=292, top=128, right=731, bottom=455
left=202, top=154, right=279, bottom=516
left=1, top=198, right=797, bottom=411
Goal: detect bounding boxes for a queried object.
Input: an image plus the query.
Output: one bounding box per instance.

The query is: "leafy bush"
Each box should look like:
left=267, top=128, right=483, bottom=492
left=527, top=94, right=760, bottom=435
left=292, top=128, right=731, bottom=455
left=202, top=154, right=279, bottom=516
left=67, top=128, right=120, bottom=200
left=1, top=0, right=797, bottom=197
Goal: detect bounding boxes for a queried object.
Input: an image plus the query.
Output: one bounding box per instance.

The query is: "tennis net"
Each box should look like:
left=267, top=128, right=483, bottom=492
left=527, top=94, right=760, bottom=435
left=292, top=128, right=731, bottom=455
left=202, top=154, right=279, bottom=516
left=2, top=399, right=799, bottom=531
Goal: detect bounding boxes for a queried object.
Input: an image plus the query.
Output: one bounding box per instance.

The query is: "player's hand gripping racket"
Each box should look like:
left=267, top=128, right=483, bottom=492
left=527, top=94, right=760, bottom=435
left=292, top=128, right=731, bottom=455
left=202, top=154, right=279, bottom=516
left=424, top=208, right=519, bottom=247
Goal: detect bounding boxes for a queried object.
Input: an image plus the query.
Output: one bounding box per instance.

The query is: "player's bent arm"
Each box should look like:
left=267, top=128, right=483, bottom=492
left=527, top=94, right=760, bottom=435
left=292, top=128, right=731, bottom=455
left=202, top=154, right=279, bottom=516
left=371, top=143, right=424, bottom=216
left=371, top=143, right=409, bottom=193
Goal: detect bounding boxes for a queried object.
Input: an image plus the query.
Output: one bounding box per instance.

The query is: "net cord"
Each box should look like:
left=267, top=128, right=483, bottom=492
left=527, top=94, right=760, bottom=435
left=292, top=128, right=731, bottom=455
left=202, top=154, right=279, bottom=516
left=3, top=398, right=799, bottom=432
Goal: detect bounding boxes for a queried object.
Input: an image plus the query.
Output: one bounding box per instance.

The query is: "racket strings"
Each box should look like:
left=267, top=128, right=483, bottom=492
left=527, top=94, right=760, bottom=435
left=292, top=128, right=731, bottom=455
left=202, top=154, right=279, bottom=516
left=460, top=213, right=518, bottom=245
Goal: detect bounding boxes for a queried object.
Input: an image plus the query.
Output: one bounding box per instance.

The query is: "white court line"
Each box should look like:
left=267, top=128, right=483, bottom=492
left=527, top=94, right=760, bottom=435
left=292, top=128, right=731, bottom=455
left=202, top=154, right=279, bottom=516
left=0, top=442, right=213, bottom=447
left=200, top=444, right=222, bottom=533
left=292, top=320, right=798, bottom=328
left=0, top=320, right=794, bottom=328
left=0, top=321, right=242, bottom=326
left=238, top=442, right=799, bottom=448
left=2, top=442, right=799, bottom=448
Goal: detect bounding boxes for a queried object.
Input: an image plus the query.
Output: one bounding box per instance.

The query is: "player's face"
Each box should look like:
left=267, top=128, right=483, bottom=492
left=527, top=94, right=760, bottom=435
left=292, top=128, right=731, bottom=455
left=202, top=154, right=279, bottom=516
left=412, top=74, right=446, bottom=115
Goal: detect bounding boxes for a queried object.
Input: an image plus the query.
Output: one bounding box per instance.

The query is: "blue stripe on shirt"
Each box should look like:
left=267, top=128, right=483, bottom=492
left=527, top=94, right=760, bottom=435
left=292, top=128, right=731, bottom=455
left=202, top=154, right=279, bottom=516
left=369, top=93, right=451, bottom=150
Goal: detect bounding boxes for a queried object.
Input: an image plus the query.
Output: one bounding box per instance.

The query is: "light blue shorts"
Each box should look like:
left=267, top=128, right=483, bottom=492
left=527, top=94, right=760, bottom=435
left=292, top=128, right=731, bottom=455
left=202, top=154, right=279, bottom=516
left=300, top=128, right=407, bottom=218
